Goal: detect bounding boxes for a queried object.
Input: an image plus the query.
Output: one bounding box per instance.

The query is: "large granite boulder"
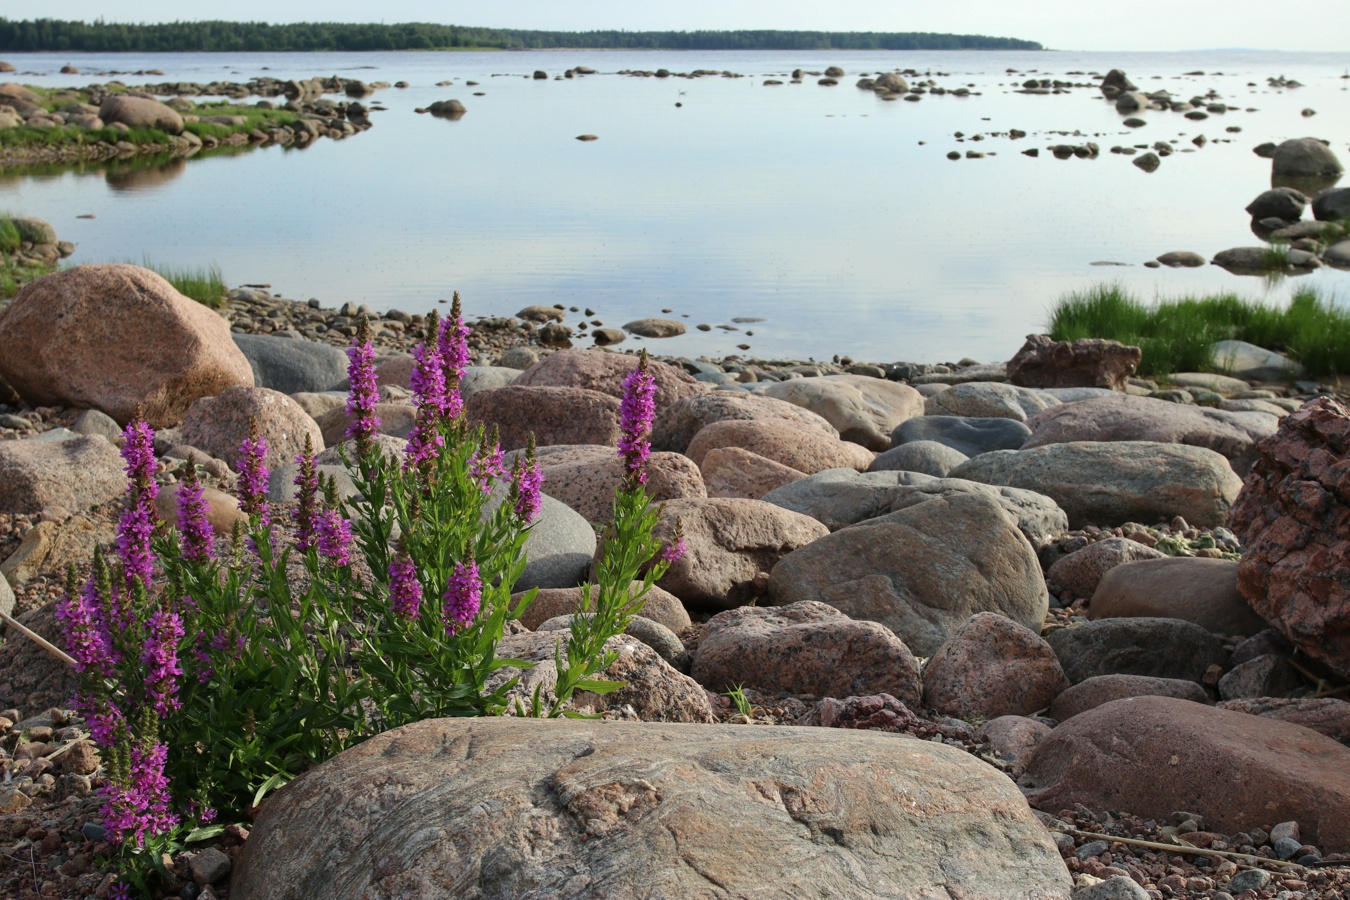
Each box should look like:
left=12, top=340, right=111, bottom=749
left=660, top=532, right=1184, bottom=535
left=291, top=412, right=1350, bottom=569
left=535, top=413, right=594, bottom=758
left=700, top=447, right=807, bottom=500
left=179, top=386, right=323, bottom=472
left=1021, top=394, right=1277, bottom=473
left=950, top=441, right=1243, bottom=529
left=1090, top=557, right=1267, bottom=636
left=767, top=493, right=1049, bottom=657
left=759, top=375, right=924, bottom=451
left=232, top=334, right=349, bottom=394
left=467, top=385, right=622, bottom=451
left=1217, top=697, right=1350, bottom=746
left=1228, top=397, right=1350, bottom=678
left=651, top=390, right=837, bottom=454
left=98, top=94, right=184, bottom=133
left=514, top=349, right=707, bottom=410
left=644, top=498, right=828, bottom=610
left=1022, top=696, right=1350, bottom=851
left=0, top=265, right=253, bottom=426
left=1006, top=334, right=1140, bottom=391
left=692, top=601, right=921, bottom=704
left=1271, top=137, right=1343, bottom=178
left=0, top=434, right=125, bottom=515
left=685, top=419, right=873, bottom=474
left=232, top=718, right=1072, bottom=899
left=761, top=468, right=1067, bottom=547
left=893, top=415, right=1032, bottom=456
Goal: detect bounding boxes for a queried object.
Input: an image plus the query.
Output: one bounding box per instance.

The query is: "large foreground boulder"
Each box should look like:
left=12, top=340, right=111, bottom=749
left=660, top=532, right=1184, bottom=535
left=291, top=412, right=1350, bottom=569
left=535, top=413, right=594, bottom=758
left=1021, top=394, right=1277, bottom=473
left=232, top=718, right=1072, bottom=899
left=1021, top=696, right=1350, bottom=851
left=0, top=265, right=254, bottom=426
left=767, top=493, right=1049, bottom=657
left=950, top=441, right=1243, bottom=528
left=179, top=386, right=323, bottom=471
left=1229, top=397, right=1350, bottom=678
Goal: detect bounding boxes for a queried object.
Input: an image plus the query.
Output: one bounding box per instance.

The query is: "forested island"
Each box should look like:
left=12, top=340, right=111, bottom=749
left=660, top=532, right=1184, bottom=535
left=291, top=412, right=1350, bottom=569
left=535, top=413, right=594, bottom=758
left=0, top=18, right=1042, bottom=53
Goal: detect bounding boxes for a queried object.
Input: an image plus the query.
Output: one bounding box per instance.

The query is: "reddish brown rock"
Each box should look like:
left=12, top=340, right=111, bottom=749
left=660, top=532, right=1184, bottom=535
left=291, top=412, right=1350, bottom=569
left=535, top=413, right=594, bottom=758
left=0, top=265, right=254, bottom=426
left=685, top=419, right=874, bottom=473
left=1048, top=673, right=1211, bottom=722
left=154, top=483, right=246, bottom=536
left=514, top=349, right=708, bottom=410
left=1022, top=394, right=1277, bottom=472
left=466, top=385, right=622, bottom=451
left=701, top=447, right=807, bottom=500
left=317, top=401, right=417, bottom=447
left=517, top=445, right=705, bottom=523
left=511, top=583, right=691, bottom=635
left=0, top=435, right=125, bottom=515
left=644, top=498, right=828, bottom=610
left=922, top=613, right=1069, bottom=720
left=180, top=386, right=323, bottom=471
left=796, top=693, right=925, bottom=730
left=1217, top=697, right=1350, bottom=746
left=651, top=390, right=838, bottom=453
left=1089, top=557, right=1267, bottom=636
left=1229, top=397, right=1350, bottom=679
left=691, top=601, right=921, bottom=704
left=1006, top=333, right=1141, bottom=391
left=977, top=716, right=1053, bottom=772
left=1021, top=695, right=1350, bottom=851
left=1045, top=537, right=1165, bottom=601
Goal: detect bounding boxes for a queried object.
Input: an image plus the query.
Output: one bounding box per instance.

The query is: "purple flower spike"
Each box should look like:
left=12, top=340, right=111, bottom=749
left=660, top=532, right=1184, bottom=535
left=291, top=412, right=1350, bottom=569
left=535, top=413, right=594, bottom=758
left=293, top=440, right=319, bottom=553
left=345, top=318, right=381, bottom=454
left=389, top=551, right=423, bottom=620
left=471, top=440, right=506, bottom=494
left=404, top=334, right=449, bottom=469
left=617, top=352, right=657, bottom=487
left=75, top=693, right=124, bottom=748
left=176, top=460, right=214, bottom=564
left=237, top=422, right=271, bottom=527
left=442, top=558, right=481, bottom=636
left=117, top=417, right=159, bottom=588
left=660, top=520, right=686, bottom=565
left=437, top=295, right=471, bottom=421
left=142, top=607, right=185, bottom=718
left=316, top=508, right=353, bottom=566
left=56, top=575, right=118, bottom=677
left=511, top=439, right=544, bottom=524
left=100, top=740, right=179, bottom=847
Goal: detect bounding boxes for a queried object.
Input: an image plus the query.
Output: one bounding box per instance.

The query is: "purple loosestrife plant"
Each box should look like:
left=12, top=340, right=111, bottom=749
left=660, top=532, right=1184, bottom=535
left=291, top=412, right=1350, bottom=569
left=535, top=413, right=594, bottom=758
left=404, top=314, right=449, bottom=470
left=236, top=420, right=270, bottom=527
left=616, top=351, right=658, bottom=488
left=441, top=558, right=482, bottom=636
left=510, top=435, right=545, bottom=524
left=175, top=458, right=214, bottom=564
left=293, top=436, right=320, bottom=552
left=388, top=549, right=423, bottom=620
left=345, top=316, right=381, bottom=456
left=117, top=417, right=159, bottom=593
left=141, top=605, right=185, bottom=718
left=436, top=293, right=471, bottom=421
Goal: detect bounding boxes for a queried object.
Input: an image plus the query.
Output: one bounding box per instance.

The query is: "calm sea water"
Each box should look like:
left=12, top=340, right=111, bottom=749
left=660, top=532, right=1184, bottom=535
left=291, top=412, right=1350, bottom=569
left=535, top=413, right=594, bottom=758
left=2, top=49, right=1349, bottom=362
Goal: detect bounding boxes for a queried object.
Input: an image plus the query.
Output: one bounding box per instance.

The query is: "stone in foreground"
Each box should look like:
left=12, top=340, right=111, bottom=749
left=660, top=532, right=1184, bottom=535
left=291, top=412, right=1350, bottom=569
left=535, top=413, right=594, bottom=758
left=232, top=718, right=1072, bottom=900
left=1021, top=696, right=1350, bottom=851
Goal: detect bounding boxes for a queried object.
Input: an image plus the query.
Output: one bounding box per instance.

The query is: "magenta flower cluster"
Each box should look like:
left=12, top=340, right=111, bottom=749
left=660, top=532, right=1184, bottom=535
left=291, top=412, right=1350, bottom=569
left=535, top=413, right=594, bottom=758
left=55, top=576, right=118, bottom=677
left=617, top=358, right=657, bottom=486
left=293, top=448, right=320, bottom=552
left=316, top=508, right=353, bottom=566
left=237, top=430, right=271, bottom=526
left=471, top=440, right=506, bottom=494
left=512, top=455, right=545, bottom=523
left=404, top=337, right=448, bottom=469
left=117, top=419, right=159, bottom=590
left=436, top=310, right=471, bottom=421
left=176, top=464, right=214, bottom=564
left=101, top=741, right=179, bottom=848
left=442, top=559, right=482, bottom=636
left=142, top=607, right=185, bottom=717
left=388, top=551, right=423, bottom=619
left=345, top=320, right=382, bottom=450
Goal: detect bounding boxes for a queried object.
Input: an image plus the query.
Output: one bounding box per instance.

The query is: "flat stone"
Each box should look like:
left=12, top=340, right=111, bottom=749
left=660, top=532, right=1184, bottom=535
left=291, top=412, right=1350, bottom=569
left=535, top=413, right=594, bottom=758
left=1049, top=674, right=1211, bottom=721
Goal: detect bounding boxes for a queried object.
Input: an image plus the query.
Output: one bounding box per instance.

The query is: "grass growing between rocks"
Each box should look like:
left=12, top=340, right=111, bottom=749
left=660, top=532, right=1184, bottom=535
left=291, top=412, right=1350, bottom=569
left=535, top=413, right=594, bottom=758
left=0, top=215, right=19, bottom=254
left=133, top=258, right=229, bottom=308
left=1047, top=282, right=1350, bottom=378
left=0, top=124, right=175, bottom=148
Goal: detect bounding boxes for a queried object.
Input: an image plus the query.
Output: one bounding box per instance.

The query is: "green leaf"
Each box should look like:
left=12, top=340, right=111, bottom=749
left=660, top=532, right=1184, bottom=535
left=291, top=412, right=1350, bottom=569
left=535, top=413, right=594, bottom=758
left=185, top=824, right=227, bottom=843
left=573, top=678, right=625, bottom=694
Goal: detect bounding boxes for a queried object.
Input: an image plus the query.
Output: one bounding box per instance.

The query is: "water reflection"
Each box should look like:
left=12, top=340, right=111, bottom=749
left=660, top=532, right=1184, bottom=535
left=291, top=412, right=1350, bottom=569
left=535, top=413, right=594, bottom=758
left=105, top=156, right=186, bottom=192
left=1272, top=173, right=1342, bottom=197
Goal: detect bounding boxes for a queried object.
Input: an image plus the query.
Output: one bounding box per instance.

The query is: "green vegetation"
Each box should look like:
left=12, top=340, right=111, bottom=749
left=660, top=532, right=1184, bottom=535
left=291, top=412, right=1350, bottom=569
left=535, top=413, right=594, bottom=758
left=182, top=104, right=298, bottom=140
left=0, top=212, right=56, bottom=299
left=0, top=123, right=174, bottom=148
left=1047, top=282, right=1350, bottom=378
left=0, top=18, right=1042, bottom=52
left=0, top=215, right=19, bottom=254
left=134, top=258, right=228, bottom=308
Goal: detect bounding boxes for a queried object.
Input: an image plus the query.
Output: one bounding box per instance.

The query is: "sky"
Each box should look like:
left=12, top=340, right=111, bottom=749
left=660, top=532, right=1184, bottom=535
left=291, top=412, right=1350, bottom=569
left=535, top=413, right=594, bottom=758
left=22, top=1, right=1350, bottom=53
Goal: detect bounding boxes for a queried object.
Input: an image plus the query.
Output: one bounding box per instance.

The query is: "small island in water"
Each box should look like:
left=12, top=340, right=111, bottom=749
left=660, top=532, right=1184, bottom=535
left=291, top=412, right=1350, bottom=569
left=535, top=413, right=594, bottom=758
left=0, top=17, right=1043, bottom=52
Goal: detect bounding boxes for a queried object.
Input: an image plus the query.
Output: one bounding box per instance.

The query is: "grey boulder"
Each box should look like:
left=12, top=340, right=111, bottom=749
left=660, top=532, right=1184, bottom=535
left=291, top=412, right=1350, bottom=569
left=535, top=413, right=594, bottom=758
left=232, top=334, right=349, bottom=394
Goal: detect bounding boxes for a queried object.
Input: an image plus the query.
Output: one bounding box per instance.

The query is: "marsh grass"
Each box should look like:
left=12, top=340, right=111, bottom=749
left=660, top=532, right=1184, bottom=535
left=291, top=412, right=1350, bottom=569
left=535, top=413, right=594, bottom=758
left=0, top=124, right=173, bottom=148
left=1047, top=282, right=1350, bottom=378
left=133, top=258, right=229, bottom=308
left=0, top=216, right=20, bottom=254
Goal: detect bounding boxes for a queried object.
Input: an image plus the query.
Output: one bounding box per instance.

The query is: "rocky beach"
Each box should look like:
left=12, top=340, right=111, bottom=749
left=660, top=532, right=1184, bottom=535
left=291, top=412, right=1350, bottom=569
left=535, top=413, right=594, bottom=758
left=0, top=42, right=1349, bottom=900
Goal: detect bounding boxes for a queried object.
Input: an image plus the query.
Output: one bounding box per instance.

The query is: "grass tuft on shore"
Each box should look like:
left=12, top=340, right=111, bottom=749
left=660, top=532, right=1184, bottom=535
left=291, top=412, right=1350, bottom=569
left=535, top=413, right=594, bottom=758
left=133, top=258, right=229, bottom=308
left=0, top=216, right=20, bottom=255
left=1047, top=282, right=1350, bottom=378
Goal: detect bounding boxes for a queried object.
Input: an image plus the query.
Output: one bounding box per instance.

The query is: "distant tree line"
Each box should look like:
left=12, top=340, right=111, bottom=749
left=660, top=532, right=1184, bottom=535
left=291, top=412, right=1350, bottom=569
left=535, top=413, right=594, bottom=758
left=0, top=19, right=1042, bottom=53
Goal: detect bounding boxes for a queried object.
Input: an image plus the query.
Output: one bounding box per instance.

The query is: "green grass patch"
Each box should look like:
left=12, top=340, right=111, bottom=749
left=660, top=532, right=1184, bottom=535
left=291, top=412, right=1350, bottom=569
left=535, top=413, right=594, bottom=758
left=0, top=216, right=20, bottom=255
left=0, top=124, right=174, bottom=148
left=1047, top=282, right=1350, bottom=378
left=133, top=258, right=229, bottom=308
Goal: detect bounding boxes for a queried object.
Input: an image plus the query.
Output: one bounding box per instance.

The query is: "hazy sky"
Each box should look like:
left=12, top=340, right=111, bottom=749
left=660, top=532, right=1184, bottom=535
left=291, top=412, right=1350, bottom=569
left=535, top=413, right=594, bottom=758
left=27, top=1, right=1350, bottom=53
